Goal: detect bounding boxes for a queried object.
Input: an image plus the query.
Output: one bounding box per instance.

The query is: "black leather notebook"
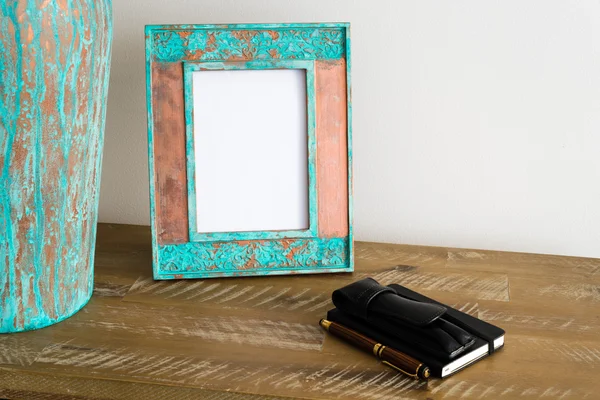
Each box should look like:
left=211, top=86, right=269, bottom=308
left=327, top=278, right=505, bottom=378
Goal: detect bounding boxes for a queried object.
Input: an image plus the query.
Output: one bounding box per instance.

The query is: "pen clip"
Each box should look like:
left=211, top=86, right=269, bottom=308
left=381, top=361, right=419, bottom=379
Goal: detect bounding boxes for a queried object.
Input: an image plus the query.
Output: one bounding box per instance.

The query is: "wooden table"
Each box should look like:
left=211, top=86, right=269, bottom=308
left=1, top=224, right=599, bottom=399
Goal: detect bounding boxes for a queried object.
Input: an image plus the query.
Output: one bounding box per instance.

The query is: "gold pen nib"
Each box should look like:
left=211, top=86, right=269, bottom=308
left=319, top=319, right=332, bottom=330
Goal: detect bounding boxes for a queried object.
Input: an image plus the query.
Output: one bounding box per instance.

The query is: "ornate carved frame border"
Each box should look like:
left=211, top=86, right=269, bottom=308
left=145, top=23, right=352, bottom=279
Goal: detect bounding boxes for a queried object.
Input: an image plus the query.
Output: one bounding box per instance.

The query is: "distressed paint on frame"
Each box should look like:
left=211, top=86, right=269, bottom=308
left=183, top=60, right=319, bottom=243
left=0, top=0, right=113, bottom=333
left=146, top=24, right=352, bottom=280
left=150, top=27, right=346, bottom=63
left=158, top=237, right=349, bottom=279
left=315, top=58, right=349, bottom=238
left=151, top=62, right=189, bottom=245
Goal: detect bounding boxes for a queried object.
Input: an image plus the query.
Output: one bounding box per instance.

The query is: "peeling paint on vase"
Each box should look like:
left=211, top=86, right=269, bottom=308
left=0, top=0, right=113, bottom=333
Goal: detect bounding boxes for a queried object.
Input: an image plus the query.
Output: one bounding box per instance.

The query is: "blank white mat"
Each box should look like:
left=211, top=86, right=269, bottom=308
left=192, top=68, right=309, bottom=233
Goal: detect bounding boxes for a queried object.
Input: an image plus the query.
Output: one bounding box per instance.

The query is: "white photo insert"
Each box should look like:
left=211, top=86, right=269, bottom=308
left=192, top=69, right=309, bottom=233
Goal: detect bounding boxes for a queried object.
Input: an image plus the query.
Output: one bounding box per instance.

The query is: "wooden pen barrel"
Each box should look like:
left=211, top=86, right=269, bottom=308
left=320, top=319, right=430, bottom=379
left=379, top=345, right=430, bottom=379
left=321, top=318, right=377, bottom=354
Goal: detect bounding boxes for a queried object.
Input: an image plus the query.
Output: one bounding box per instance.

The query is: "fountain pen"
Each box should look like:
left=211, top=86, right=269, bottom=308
left=319, top=319, right=430, bottom=380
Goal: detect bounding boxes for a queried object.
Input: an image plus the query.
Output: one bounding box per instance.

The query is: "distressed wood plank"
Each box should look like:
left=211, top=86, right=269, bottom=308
left=2, top=224, right=600, bottom=398
left=92, top=224, right=153, bottom=290
left=37, top=296, right=327, bottom=354
left=26, top=337, right=599, bottom=400
left=363, top=265, right=510, bottom=302
left=0, top=368, right=297, bottom=400
left=30, top=339, right=432, bottom=400
left=355, top=241, right=449, bottom=268
left=93, top=282, right=131, bottom=298
left=448, top=248, right=600, bottom=281
left=509, top=274, right=600, bottom=310
left=476, top=300, right=600, bottom=340
left=0, top=335, right=49, bottom=367
left=123, top=276, right=339, bottom=316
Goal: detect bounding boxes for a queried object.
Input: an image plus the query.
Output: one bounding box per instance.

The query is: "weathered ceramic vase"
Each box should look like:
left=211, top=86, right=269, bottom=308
left=0, top=0, right=112, bottom=332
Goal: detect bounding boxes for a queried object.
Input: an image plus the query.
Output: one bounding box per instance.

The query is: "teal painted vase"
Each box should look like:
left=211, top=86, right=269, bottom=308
left=0, top=0, right=113, bottom=332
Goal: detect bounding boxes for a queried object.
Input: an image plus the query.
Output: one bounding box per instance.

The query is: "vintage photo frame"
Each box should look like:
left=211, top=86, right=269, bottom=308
left=145, top=23, right=352, bottom=279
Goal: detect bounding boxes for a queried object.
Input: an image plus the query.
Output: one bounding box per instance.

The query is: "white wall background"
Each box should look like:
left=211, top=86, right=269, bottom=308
left=100, top=0, right=600, bottom=258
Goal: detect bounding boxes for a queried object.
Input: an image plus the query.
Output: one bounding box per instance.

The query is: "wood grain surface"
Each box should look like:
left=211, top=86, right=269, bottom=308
left=1, top=223, right=599, bottom=399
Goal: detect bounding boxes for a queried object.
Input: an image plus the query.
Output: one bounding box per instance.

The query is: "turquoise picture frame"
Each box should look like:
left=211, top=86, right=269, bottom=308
left=183, top=60, right=318, bottom=242
left=146, top=23, right=353, bottom=279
